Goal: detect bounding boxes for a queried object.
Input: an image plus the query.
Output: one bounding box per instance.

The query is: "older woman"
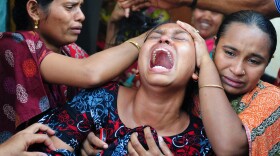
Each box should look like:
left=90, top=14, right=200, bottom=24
left=0, top=0, right=145, bottom=143
left=178, top=10, right=279, bottom=155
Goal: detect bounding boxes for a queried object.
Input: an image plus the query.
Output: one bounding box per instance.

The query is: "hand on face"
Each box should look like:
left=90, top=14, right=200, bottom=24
left=128, top=127, right=173, bottom=156
left=118, top=0, right=180, bottom=10
left=0, top=123, right=56, bottom=156
left=176, top=21, right=210, bottom=69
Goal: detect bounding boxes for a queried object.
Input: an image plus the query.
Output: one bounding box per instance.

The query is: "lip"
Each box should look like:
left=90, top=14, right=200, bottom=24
left=221, top=76, right=245, bottom=88
left=149, top=44, right=175, bottom=73
left=70, top=26, right=82, bottom=35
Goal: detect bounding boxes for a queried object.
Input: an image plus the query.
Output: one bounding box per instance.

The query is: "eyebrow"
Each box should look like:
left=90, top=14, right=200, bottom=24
left=223, top=45, right=267, bottom=61
left=152, top=29, right=189, bottom=35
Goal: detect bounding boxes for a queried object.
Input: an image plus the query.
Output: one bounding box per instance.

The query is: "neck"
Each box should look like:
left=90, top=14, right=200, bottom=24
left=131, top=86, right=190, bottom=136
left=35, top=31, right=62, bottom=53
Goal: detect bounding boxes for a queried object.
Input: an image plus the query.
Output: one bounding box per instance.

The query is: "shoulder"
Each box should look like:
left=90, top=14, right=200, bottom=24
left=63, top=43, right=88, bottom=58
left=243, top=81, right=280, bottom=103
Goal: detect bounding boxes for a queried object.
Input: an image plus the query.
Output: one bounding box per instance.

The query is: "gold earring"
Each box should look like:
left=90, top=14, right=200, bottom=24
left=34, top=20, right=39, bottom=29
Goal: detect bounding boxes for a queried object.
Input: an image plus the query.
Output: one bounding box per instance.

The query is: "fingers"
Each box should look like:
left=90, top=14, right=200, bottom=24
left=24, top=123, right=55, bottom=136
left=130, top=132, right=147, bottom=154
left=158, top=136, right=173, bottom=156
left=143, top=127, right=161, bottom=154
left=118, top=0, right=147, bottom=9
left=176, top=20, right=202, bottom=41
left=124, top=8, right=130, bottom=18
left=128, top=141, right=139, bottom=156
left=176, top=20, right=209, bottom=68
left=21, top=123, right=56, bottom=151
left=22, top=151, right=48, bottom=156
left=88, top=132, right=108, bottom=148
left=131, top=1, right=151, bottom=11
left=23, top=133, right=56, bottom=151
left=80, top=132, right=108, bottom=155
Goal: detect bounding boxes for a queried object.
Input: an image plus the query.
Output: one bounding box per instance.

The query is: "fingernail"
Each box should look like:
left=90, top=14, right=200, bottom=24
left=158, top=136, right=164, bottom=142
left=103, top=144, right=108, bottom=149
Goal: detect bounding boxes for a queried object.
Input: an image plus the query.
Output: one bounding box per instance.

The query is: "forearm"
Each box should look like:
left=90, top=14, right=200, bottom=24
left=105, top=20, right=119, bottom=49
left=82, top=40, right=141, bottom=88
left=41, top=36, right=142, bottom=88
left=198, top=55, right=248, bottom=155
left=181, top=0, right=278, bottom=18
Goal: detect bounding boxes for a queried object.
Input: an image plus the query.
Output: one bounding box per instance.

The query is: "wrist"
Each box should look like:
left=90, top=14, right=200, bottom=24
left=199, top=54, right=213, bottom=68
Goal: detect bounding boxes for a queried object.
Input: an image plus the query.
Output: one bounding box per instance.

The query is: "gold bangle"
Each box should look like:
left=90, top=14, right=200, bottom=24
left=125, top=40, right=140, bottom=51
left=199, top=84, right=224, bottom=90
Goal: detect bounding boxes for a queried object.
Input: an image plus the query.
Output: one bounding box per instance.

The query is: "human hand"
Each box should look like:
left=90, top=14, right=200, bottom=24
left=110, top=2, right=128, bottom=22
left=117, top=0, right=180, bottom=10
left=176, top=20, right=210, bottom=69
left=0, top=123, right=56, bottom=156
left=117, top=0, right=152, bottom=18
left=80, top=131, right=108, bottom=156
left=128, top=127, right=173, bottom=156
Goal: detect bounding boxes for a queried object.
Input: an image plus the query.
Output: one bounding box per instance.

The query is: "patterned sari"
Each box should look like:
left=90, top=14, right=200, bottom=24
left=231, top=81, right=280, bottom=156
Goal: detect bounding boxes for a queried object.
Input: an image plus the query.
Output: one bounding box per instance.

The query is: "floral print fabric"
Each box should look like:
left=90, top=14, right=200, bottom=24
left=0, top=31, right=88, bottom=143
left=38, top=82, right=213, bottom=155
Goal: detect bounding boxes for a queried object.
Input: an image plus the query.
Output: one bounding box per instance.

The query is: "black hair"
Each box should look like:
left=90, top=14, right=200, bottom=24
left=109, top=10, right=161, bottom=46
left=13, top=0, right=53, bottom=30
left=215, top=10, right=277, bottom=62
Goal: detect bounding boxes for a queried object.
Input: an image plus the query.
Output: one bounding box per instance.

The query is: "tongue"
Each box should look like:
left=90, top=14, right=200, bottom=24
left=153, top=51, right=173, bottom=69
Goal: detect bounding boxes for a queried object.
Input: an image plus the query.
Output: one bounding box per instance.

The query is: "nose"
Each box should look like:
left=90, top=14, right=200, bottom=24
left=75, top=8, right=85, bottom=22
left=229, top=61, right=245, bottom=76
left=159, top=35, right=172, bottom=45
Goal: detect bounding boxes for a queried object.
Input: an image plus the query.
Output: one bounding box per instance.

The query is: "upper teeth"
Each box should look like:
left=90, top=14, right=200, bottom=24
left=152, top=48, right=173, bottom=64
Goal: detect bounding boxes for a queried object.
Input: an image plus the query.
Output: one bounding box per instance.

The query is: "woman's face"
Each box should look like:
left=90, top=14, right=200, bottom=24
left=138, top=23, right=196, bottom=88
left=214, top=23, right=271, bottom=95
left=37, top=0, right=85, bottom=48
left=192, top=8, right=223, bottom=40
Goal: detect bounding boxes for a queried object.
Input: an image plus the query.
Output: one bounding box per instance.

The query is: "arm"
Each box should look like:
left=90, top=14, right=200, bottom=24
left=183, top=0, right=279, bottom=19
left=105, top=2, right=126, bottom=49
left=177, top=21, right=248, bottom=155
left=0, top=123, right=56, bottom=156
left=118, top=0, right=279, bottom=19
left=40, top=33, right=145, bottom=88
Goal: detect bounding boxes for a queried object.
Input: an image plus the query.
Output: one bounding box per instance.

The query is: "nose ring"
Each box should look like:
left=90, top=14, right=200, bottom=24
left=242, top=70, right=246, bottom=75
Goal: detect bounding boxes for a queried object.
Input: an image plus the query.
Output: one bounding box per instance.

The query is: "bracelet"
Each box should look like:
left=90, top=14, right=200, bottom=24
left=199, top=84, right=224, bottom=90
left=125, top=40, right=141, bottom=52
left=190, top=0, right=198, bottom=8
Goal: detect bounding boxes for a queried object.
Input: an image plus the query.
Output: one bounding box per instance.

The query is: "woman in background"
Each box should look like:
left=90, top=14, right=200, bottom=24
left=0, top=0, right=145, bottom=144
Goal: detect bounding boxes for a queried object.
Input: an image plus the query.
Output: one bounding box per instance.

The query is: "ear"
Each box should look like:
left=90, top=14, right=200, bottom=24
left=26, top=0, right=40, bottom=21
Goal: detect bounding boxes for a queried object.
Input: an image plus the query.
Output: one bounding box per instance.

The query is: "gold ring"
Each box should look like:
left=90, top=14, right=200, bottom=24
left=194, top=29, right=199, bottom=33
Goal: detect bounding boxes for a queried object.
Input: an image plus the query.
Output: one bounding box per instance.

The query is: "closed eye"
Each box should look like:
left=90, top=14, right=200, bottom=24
left=248, top=58, right=261, bottom=65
